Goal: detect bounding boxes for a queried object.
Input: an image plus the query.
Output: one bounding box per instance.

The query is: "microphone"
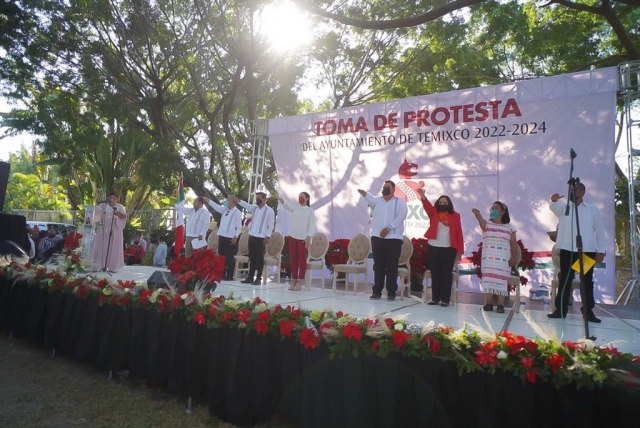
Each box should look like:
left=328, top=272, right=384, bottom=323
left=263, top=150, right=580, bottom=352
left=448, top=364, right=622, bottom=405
left=570, top=148, right=577, bottom=159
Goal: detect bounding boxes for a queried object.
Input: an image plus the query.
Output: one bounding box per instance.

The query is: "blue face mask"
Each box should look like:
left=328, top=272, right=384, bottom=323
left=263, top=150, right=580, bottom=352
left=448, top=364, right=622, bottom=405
left=489, top=209, right=500, bottom=220
left=222, top=200, right=228, bottom=208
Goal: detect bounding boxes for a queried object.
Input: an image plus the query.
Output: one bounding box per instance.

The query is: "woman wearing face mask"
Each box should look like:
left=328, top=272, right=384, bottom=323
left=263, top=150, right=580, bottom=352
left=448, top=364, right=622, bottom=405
left=416, top=188, right=464, bottom=307
left=472, top=201, right=518, bottom=313
left=277, top=192, right=316, bottom=291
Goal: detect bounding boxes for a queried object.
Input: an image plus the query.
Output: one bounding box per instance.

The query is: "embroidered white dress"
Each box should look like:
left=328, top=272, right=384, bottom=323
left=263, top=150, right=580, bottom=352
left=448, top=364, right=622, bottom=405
left=480, top=222, right=516, bottom=296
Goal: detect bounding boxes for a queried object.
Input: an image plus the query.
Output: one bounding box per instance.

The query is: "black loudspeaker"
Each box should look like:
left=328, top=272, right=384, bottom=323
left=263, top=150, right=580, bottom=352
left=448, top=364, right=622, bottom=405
left=146, top=270, right=179, bottom=289
left=0, top=161, right=9, bottom=212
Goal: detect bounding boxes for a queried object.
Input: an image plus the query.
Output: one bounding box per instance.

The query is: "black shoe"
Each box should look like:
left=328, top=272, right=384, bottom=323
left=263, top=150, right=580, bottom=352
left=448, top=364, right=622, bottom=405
left=482, top=304, right=493, bottom=311
left=427, top=301, right=438, bottom=305
left=387, top=295, right=396, bottom=301
left=253, top=278, right=262, bottom=285
left=496, top=305, right=505, bottom=314
left=547, top=310, right=566, bottom=319
left=439, top=302, right=449, bottom=307
left=241, top=278, right=253, bottom=284
left=581, top=307, right=602, bottom=323
left=370, top=294, right=382, bottom=300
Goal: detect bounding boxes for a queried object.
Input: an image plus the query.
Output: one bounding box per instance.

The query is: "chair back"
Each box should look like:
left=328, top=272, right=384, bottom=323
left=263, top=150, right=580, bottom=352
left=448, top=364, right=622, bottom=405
left=207, top=230, right=219, bottom=251
left=308, top=232, right=329, bottom=260
left=513, top=243, right=522, bottom=266
left=237, top=232, right=250, bottom=255
left=347, top=233, right=371, bottom=264
left=551, top=244, right=560, bottom=269
left=266, top=231, right=285, bottom=257
left=398, top=236, right=413, bottom=266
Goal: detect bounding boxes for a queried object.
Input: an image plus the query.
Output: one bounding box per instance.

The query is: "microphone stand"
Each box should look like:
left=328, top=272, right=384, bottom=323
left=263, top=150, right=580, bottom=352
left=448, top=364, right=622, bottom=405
left=565, top=157, right=593, bottom=340
left=100, top=205, right=118, bottom=275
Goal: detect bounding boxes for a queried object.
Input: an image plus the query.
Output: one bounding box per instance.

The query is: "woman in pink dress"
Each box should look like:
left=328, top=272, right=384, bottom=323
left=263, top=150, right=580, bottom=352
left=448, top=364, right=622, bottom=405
left=90, top=192, right=127, bottom=272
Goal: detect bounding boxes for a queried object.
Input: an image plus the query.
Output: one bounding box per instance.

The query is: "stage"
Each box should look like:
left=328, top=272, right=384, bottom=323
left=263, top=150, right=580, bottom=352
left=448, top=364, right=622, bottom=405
left=2, top=263, right=640, bottom=428
left=101, top=265, right=640, bottom=356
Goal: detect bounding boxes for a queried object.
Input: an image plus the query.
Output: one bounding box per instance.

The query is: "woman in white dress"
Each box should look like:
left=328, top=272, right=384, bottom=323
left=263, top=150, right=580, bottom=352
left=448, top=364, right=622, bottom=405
left=277, top=192, right=316, bottom=291
left=472, top=201, right=518, bottom=313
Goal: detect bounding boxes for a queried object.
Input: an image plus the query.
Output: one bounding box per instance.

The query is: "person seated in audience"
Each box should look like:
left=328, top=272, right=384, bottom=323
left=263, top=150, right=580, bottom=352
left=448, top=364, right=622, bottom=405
left=38, top=227, right=59, bottom=262
left=42, top=239, right=65, bottom=263
left=132, top=231, right=148, bottom=252
left=124, top=240, right=145, bottom=265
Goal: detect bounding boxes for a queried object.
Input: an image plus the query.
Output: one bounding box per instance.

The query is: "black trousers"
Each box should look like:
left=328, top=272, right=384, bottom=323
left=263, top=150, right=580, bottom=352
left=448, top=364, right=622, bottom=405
left=556, top=249, right=596, bottom=313
left=248, top=236, right=265, bottom=280
left=218, top=236, right=238, bottom=279
left=371, top=237, right=402, bottom=297
left=427, top=244, right=457, bottom=304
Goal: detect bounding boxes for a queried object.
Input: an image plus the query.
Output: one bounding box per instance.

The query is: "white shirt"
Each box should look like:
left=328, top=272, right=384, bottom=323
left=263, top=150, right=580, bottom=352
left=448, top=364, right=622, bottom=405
left=238, top=200, right=274, bottom=238
left=429, top=222, right=451, bottom=247
left=550, top=199, right=605, bottom=253
left=178, top=203, right=211, bottom=238
left=363, top=192, right=408, bottom=240
left=279, top=200, right=316, bottom=240
left=207, top=201, right=242, bottom=239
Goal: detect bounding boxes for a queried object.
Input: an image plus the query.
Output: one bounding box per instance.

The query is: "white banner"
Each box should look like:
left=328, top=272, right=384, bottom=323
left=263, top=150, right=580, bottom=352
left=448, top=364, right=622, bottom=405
left=270, top=68, right=618, bottom=303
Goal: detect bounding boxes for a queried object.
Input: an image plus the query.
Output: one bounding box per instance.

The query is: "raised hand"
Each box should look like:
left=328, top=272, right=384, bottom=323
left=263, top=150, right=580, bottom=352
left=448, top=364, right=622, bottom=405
left=550, top=193, right=563, bottom=202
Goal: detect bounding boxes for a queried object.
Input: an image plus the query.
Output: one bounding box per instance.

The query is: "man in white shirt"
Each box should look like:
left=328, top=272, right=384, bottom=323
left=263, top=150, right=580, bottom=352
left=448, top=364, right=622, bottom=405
left=232, top=192, right=274, bottom=285
left=203, top=195, right=242, bottom=280
left=176, top=197, right=211, bottom=257
left=358, top=180, right=408, bottom=301
left=548, top=182, right=605, bottom=322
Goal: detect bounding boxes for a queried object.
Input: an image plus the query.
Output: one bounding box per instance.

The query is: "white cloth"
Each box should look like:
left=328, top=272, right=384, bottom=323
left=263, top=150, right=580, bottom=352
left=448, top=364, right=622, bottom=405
left=207, top=201, right=242, bottom=238
left=191, top=238, right=207, bottom=250
left=238, top=200, right=274, bottom=238
left=363, top=192, right=408, bottom=239
left=177, top=202, right=211, bottom=238
left=279, top=200, right=316, bottom=240
left=549, top=200, right=605, bottom=253
left=480, top=222, right=517, bottom=296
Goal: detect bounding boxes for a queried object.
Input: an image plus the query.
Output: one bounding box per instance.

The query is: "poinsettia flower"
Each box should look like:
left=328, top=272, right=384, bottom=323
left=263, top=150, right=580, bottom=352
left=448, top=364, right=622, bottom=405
left=475, top=343, right=498, bottom=366
left=254, top=320, right=269, bottom=335
left=372, top=340, right=379, bottom=351
left=600, top=344, right=622, bottom=357
left=221, top=312, right=234, bottom=323
left=236, top=309, right=251, bottom=323
left=299, top=328, right=320, bottom=349
left=422, top=335, right=441, bottom=353
left=341, top=322, right=363, bottom=341
left=384, top=318, right=394, bottom=329
left=391, top=330, right=411, bottom=348
left=279, top=319, right=297, bottom=337
left=194, top=312, right=206, bottom=325
left=545, top=354, right=565, bottom=373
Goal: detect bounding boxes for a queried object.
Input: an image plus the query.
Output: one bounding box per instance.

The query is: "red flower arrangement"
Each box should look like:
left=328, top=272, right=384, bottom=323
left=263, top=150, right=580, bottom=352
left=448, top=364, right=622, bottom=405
left=470, top=240, right=535, bottom=293
left=409, top=238, right=429, bottom=286
left=2, top=260, right=640, bottom=390
left=325, top=239, right=350, bottom=273
left=61, top=232, right=85, bottom=274
left=167, top=249, right=225, bottom=290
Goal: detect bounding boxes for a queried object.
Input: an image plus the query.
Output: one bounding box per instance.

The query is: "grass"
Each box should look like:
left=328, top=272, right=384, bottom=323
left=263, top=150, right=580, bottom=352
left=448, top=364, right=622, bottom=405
left=0, top=334, right=230, bottom=428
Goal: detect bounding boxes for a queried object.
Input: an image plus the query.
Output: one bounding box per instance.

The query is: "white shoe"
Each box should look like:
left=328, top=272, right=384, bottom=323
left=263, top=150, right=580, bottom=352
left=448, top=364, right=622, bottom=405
left=293, top=281, right=301, bottom=291
left=287, top=279, right=296, bottom=290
